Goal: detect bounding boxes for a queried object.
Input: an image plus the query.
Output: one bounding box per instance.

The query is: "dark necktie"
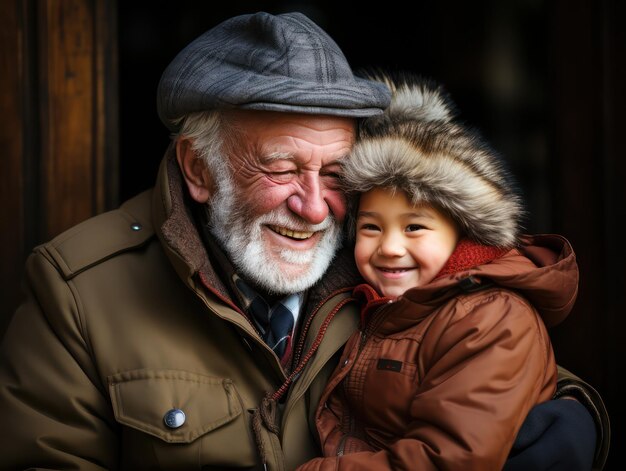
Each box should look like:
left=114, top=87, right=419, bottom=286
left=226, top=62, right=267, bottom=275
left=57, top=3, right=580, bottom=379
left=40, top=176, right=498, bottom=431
left=234, top=277, right=298, bottom=360
left=265, top=302, right=294, bottom=359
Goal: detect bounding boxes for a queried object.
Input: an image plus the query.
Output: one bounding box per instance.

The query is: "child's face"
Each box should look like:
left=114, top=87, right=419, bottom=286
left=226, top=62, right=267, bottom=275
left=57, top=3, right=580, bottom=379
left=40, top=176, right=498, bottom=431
left=355, top=188, right=460, bottom=299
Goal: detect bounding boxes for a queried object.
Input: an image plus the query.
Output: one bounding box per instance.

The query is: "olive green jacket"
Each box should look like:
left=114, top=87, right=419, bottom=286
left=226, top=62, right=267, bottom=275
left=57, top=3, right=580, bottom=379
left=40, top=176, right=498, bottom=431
left=0, top=152, right=609, bottom=470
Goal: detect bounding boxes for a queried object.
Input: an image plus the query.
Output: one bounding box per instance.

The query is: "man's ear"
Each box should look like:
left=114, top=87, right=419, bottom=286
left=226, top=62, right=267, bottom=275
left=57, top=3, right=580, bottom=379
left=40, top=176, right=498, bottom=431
left=176, top=137, right=213, bottom=203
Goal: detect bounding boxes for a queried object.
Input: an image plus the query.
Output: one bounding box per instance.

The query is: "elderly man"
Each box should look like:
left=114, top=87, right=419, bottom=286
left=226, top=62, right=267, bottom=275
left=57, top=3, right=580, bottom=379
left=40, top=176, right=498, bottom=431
left=0, top=11, right=607, bottom=471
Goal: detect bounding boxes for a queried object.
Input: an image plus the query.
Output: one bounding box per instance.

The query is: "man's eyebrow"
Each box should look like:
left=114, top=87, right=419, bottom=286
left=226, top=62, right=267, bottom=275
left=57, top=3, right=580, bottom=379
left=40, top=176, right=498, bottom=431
left=261, top=151, right=295, bottom=162
left=261, top=152, right=347, bottom=166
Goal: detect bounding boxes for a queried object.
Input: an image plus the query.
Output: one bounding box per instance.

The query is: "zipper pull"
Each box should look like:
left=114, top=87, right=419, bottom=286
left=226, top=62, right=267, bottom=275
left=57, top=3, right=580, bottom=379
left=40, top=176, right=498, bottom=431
left=358, top=330, right=367, bottom=351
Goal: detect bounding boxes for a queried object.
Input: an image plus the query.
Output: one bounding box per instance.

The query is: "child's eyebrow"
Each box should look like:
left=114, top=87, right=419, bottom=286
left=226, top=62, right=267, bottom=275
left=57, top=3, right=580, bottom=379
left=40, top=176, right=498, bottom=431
left=357, top=210, right=436, bottom=219
left=357, top=211, right=380, bottom=218
left=405, top=210, right=436, bottom=220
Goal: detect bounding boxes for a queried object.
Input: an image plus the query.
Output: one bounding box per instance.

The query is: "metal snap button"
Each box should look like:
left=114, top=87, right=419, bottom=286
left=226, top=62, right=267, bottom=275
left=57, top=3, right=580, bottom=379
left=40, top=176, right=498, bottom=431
left=163, top=408, right=186, bottom=429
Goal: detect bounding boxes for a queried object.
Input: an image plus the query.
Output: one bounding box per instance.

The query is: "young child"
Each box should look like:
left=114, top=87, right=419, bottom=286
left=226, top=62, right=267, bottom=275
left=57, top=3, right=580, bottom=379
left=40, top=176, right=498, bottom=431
left=296, top=72, right=579, bottom=470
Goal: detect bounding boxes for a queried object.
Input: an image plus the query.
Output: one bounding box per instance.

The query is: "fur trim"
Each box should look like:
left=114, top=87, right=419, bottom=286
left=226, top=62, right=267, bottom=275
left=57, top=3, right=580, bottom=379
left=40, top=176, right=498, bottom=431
left=345, top=72, right=523, bottom=248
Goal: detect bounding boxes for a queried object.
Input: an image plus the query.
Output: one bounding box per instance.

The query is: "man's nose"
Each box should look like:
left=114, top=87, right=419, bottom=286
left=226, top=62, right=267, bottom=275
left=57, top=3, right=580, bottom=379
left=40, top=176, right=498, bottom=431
left=286, top=174, right=329, bottom=225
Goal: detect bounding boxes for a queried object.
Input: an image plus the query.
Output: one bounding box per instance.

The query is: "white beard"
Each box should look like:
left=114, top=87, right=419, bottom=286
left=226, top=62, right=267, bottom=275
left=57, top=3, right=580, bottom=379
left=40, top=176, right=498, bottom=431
left=206, top=162, right=342, bottom=295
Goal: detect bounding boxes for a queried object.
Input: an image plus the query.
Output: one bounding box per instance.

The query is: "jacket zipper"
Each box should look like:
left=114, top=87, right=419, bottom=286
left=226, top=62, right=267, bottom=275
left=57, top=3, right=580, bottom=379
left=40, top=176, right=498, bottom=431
left=336, top=303, right=392, bottom=456
left=337, top=434, right=348, bottom=456
left=359, top=301, right=392, bottom=351
left=292, top=287, right=354, bottom=367
left=271, top=292, right=355, bottom=402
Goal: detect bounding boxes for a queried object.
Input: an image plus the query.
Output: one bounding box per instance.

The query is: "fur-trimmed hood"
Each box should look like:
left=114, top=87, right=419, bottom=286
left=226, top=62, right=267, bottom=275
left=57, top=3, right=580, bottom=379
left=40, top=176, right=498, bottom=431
left=343, top=72, right=524, bottom=248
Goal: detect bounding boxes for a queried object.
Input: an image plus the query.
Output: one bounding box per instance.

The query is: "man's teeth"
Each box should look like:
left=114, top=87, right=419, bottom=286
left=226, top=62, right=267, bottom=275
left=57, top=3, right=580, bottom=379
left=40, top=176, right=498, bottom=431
left=269, top=225, right=314, bottom=239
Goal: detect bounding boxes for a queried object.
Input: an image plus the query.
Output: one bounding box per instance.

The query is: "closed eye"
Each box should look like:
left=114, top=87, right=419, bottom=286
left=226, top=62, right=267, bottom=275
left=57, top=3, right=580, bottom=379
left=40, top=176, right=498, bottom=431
left=320, top=167, right=343, bottom=188
left=267, top=170, right=296, bottom=182
left=320, top=169, right=342, bottom=179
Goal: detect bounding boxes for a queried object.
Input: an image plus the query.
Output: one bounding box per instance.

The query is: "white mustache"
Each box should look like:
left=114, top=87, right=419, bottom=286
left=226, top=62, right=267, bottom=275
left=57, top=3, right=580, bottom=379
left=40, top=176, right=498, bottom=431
left=258, top=211, right=334, bottom=233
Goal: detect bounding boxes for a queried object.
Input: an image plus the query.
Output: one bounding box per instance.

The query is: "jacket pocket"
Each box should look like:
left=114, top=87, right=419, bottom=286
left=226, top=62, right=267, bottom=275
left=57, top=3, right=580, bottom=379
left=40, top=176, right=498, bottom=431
left=108, top=369, right=242, bottom=444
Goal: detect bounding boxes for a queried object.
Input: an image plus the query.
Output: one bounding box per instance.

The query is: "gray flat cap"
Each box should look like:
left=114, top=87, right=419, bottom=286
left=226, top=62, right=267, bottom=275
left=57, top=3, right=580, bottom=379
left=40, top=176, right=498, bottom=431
left=157, top=11, right=391, bottom=130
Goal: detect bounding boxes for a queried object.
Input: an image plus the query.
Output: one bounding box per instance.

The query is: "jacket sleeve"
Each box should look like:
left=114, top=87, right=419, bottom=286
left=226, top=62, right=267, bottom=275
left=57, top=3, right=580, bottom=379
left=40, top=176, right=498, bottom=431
left=0, top=251, right=119, bottom=470
left=554, top=365, right=610, bottom=470
left=297, top=289, right=556, bottom=471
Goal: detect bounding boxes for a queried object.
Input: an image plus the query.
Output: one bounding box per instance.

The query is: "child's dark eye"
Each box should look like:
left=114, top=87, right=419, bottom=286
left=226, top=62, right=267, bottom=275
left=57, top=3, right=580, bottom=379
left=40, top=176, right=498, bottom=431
left=360, top=224, right=380, bottom=232
left=406, top=224, right=424, bottom=232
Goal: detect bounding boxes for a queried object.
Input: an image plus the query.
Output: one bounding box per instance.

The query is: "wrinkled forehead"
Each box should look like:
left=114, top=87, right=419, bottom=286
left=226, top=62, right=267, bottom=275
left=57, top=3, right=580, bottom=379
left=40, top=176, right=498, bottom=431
left=224, top=109, right=357, bottom=134
left=223, top=109, right=357, bottom=160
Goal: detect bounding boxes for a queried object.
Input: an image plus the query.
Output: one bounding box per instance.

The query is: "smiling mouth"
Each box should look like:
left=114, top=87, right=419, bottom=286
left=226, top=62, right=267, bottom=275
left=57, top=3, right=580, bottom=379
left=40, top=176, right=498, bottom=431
left=378, top=267, right=415, bottom=273
left=268, top=225, right=315, bottom=240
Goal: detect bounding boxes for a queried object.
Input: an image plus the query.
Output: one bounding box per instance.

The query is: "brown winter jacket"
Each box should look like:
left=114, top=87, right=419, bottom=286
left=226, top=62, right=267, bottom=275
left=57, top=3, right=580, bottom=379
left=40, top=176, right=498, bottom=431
left=0, top=151, right=364, bottom=471
left=0, top=151, right=609, bottom=470
left=297, top=240, right=575, bottom=471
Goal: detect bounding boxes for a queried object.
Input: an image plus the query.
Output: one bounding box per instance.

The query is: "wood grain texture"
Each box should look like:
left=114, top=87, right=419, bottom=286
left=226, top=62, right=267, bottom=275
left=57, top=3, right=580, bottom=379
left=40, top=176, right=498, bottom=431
left=1, top=0, right=118, bottom=330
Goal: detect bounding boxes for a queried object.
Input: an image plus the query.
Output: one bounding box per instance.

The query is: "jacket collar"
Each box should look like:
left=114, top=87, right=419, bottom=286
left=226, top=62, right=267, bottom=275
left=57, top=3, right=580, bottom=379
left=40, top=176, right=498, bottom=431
left=152, top=144, right=232, bottom=302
